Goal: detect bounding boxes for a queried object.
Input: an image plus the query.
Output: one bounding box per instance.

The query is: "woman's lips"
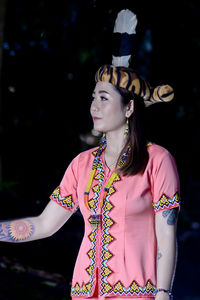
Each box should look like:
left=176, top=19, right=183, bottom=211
left=93, top=117, right=101, bottom=120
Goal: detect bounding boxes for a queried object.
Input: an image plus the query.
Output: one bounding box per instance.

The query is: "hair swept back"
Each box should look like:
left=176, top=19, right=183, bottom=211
left=115, top=87, right=149, bottom=176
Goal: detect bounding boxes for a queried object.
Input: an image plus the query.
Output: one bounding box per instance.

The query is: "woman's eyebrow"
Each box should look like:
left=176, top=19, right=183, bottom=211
left=93, top=90, right=110, bottom=95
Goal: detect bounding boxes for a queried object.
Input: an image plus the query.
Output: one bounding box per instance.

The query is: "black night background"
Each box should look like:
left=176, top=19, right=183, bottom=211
left=0, top=0, right=199, bottom=299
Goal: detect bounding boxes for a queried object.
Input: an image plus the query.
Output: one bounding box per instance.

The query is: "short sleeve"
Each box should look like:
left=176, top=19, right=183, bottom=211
left=49, top=155, right=79, bottom=213
left=152, top=151, right=181, bottom=213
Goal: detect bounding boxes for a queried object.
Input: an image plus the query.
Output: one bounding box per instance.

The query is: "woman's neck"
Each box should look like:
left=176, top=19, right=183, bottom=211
left=105, top=126, right=127, bottom=156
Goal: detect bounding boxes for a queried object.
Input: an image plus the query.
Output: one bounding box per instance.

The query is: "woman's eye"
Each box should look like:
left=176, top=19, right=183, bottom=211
left=100, top=96, right=108, bottom=101
left=91, top=95, right=108, bottom=102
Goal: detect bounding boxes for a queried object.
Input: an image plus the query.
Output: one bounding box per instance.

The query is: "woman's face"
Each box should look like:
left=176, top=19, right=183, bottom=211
left=90, top=82, right=127, bottom=133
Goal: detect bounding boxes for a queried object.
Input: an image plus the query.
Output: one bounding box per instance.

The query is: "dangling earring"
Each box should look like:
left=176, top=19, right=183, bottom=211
left=124, top=118, right=129, bottom=136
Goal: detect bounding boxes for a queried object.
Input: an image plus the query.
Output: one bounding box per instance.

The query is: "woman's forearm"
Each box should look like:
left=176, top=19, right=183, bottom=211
left=156, top=232, right=177, bottom=289
left=0, top=200, right=74, bottom=243
left=0, top=216, right=48, bottom=243
left=155, top=208, right=179, bottom=299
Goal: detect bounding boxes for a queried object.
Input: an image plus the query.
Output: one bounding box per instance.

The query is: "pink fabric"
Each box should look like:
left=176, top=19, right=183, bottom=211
left=50, top=143, right=180, bottom=298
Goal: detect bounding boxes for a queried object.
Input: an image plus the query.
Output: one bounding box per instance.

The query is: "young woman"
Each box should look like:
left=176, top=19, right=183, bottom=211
left=0, top=64, right=180, bottom=300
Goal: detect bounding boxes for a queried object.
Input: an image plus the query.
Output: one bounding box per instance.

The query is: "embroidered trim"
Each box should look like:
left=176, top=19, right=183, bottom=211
left=100, top=179, right=118, bottom=295
left=72, top=157, right=105, bottom=297
left=71, top=279, right=156, bottom=297
left=92, top=149, right=98, bottom=157
left=153, top=192, right=180, bottom=212
left=88, top=162, right=105, bottom=215
left=110, top=279, right=156, bottom=296
left=50, top=187, right=75, bottom=211
left=71, top=282, right=92, bottom=296
left=71, top=229, right=98, bottom=296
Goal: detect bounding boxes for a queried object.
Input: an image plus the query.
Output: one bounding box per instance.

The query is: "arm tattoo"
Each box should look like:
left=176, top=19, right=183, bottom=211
left=0, top=219, right=34, bottom=242
left=157, top=251, right=162, bottom=261
left=162, top=208, right=179, bottom=225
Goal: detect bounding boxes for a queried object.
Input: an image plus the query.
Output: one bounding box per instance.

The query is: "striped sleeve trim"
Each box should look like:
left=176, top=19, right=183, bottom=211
left=50, top=186, right=77, bottom=212
left=152, top=192, right=180, bottom=212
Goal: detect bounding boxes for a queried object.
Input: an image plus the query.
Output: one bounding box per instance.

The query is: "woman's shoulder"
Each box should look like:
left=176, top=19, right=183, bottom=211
left=79, top=146, right=99, bottom=157
left=147, top=142, right=174, bottom=162
left=74, top=146, right=99, bottom=163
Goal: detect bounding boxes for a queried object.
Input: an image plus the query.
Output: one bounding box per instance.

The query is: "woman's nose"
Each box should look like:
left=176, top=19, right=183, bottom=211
left=91, top=100, right=99, bottom=112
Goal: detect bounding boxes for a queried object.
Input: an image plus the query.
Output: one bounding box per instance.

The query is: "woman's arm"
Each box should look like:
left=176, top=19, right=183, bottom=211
left=0, top=200, right=73, bottom=243
left=155, top=207, right=179, bottom=300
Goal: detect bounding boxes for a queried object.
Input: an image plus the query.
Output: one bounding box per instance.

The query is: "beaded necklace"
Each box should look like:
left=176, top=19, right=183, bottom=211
left=84, top=137, right=131, bottom=228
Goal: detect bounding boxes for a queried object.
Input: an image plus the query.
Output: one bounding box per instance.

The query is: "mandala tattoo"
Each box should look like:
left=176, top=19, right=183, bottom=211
left=162, top=208, right=179, bottom=225
left=0, top=219, right=34, bottom=242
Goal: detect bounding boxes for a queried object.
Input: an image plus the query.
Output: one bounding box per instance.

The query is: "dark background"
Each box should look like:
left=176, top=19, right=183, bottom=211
left=0, top=0, right=199, bottom=299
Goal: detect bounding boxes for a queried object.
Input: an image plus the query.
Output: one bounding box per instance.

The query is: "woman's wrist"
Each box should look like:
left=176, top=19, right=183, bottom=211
left=155, top=291, right=170, bottom=300
left=154, top=288, right=173, bottom=300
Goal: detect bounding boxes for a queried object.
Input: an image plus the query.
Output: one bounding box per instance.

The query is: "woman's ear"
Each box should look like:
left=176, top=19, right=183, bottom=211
left=125, top=100, right=134, bottom=118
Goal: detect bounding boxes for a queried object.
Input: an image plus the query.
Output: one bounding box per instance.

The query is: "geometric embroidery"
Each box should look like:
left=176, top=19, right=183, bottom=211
left=82, top=283, right=87, bottom=294
left=113, top=281, right=124, bottom=293
left=71, top=279, right=156, bottom=297
left=88, top=167, right=104, bottom=211
left=85, top=283, right=92, bottom=293
left=72, top=282, right=92, bottom=295
left=71, top=150, right=157, bottom=297
left=92, top=149, right=98, bottom=157
left=87, top=248, right=95, bottom=260
left=92, top=184, right=101, bottom=193
left=102, top=249, right=113, bottom=261
left=146, top=280, right=155, bottom=293
left=50, top=187, right=74, bottom=211
left=71, top=155, right=105, bottom=297
left=100, top=279, right=156, bottom=296
left=102, top=266, right=112, bottom=277
left=89, top=231, right=96, bottom=243
left=104, top=217, right=114, bottom=228
left=130, top=281, right=140, bottom=293
left=109, top=279, right=156, bottom=296
left=94, top=172, right=104, bottom=180
left=104, top=201, right=113, bottom=212
left=86, top=265, right=94, bottom=276
left=100, top=174, right=119, bottom=296
left=102, top=282, right=113, bottom=293
left=102, top=233, right=114, bottom=245
left=88, top=198, right=97, bottom=210
left=71, top=227, right=98, bottom=296
left=153, top=191, right=180, bottom=212
left=108, top=186, right=116, bottom=196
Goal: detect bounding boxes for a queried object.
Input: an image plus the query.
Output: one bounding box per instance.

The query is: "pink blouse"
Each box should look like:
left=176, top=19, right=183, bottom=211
left=50, top=143, right=180, bottom=298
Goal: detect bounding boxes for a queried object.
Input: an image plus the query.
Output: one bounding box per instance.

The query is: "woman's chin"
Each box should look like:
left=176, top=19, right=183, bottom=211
left=93, top=126, right=104, bottom=133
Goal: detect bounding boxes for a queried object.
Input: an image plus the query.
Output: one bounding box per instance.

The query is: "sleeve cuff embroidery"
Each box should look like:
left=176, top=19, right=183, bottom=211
left=152, top=192, right=180, bottom=212
left=50, top=187, right=76, bottom=211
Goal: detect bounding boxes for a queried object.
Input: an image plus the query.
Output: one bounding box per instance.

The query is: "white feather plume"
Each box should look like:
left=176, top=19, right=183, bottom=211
left=113, top=9, right=137, bottom=34
left=112, top=9, right=137, bottom=67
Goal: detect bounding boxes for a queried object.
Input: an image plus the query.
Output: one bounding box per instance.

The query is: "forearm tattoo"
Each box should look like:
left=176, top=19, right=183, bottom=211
left=157, top=250, right=162, bottom=261
left=162, top=208, right=179, bottom=225
left=0, top=219, right=34, bottom=242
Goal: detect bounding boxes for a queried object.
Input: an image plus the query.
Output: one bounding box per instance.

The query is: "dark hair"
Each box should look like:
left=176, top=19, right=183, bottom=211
left=115, top=87, right=149, bottom=176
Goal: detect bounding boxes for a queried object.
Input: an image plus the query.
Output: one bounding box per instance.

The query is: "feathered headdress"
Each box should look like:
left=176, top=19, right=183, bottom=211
left=95, top=9, right=174, bottom=106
